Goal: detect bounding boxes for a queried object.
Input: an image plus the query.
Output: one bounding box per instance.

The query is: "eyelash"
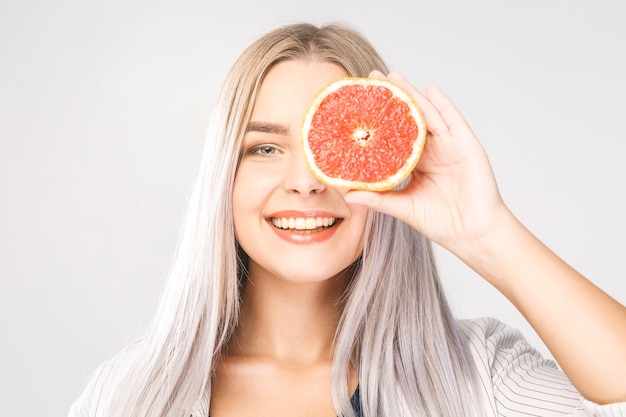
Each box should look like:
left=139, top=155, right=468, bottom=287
left=247, top=144, right=280, bottom=156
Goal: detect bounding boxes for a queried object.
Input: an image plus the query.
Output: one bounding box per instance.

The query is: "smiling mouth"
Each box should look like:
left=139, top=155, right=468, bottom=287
left=270, top=217, right=339, bottom=232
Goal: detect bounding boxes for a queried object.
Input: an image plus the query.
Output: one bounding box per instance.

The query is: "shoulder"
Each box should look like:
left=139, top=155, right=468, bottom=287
left=457, top=317, right=560, bottom=386
left=457, top=316, right=552, bottom=371
left=68, top=345, right=139, bottom=417
left=457, top=318, right=626, bottom=416
left=69, top=343, right=211, bottom=417
left=457, top=317, right=585, bottom=416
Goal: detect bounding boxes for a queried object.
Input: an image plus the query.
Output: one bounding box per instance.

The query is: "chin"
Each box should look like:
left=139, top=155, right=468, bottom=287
left=251, top=258, right=358, bottom=286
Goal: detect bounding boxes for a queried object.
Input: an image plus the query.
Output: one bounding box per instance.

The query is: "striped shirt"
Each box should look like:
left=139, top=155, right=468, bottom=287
left=458, top=317, right=625, bottom=417
left=69, top=317, right=626, bottom=416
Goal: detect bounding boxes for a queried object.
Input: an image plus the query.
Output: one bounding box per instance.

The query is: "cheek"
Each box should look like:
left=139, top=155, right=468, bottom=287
left=231, top=165, right=275, bottom=230
left=232, top=163, right=260, bottom=207
left=348, top=206, right=370, bottom=253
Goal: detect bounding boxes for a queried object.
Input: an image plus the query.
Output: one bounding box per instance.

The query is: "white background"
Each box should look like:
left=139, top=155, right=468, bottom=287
left=1, top=1, right=625, bottom=415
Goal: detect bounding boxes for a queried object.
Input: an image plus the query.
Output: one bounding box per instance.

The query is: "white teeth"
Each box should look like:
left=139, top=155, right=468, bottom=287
left=295, top=218, right=306, bottom=229
left=272, top=217, right=336, bottom=230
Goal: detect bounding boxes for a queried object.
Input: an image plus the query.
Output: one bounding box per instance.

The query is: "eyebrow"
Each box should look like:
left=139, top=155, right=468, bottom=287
left=245, top=121, right=291, bottom=135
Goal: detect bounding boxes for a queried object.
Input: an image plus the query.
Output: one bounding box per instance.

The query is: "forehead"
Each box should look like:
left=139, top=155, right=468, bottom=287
left=250, top=60, right=348, bottom=123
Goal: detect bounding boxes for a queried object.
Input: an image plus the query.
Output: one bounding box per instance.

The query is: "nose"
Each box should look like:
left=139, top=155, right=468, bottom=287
left=284, top=148, right=326, bottom=195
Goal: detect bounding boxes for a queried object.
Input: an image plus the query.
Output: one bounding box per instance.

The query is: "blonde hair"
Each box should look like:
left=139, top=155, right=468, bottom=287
left=75, top=23, right=485, bottom=417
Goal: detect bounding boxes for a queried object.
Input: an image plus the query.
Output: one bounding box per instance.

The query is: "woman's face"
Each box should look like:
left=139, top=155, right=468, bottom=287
left=233, top=60, right=369, bottom=285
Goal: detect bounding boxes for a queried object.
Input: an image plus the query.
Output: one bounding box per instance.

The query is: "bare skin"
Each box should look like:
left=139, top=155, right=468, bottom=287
left=211, top=266, right=358, bottom=417
left=212, top=59, right=626, bottom=416
left=345, top=71, right=626, bottom=403
left=212, top=61, right=361, bottom=417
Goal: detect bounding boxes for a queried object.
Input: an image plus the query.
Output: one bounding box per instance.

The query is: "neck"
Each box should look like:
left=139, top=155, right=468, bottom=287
left=229, top=267, right=351, bottom=365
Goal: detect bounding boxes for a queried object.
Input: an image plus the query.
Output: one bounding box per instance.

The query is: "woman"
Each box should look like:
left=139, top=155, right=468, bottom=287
left=69, top=22, right=626, bottom=417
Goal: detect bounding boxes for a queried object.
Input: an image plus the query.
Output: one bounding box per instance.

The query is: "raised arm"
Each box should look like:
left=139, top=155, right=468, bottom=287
left=345, top=71, right=626, bottom=404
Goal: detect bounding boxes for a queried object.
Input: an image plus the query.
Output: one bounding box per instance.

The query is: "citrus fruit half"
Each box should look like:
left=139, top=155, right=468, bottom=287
left=302, top=77, right=426, bottom=191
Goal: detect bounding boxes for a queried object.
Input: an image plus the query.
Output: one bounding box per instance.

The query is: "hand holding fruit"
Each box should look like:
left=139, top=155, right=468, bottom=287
left=342, top=72, right=513, bottom=255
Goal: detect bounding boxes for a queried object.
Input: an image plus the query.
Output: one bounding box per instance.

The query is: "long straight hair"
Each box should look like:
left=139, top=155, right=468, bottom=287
left=80, top=23, right=485, bottom=417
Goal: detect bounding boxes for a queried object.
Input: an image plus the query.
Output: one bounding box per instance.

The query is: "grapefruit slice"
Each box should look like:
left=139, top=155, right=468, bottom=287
left=302, top=77, right=426, bottom=191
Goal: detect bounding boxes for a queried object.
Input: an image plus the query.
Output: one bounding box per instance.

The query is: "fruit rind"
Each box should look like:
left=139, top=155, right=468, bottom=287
left=302, top=77, right=426, bottom=191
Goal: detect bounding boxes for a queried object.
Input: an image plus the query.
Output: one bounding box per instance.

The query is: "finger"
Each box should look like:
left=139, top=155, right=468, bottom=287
left=368, top=70, right=387, bottom=79
left=344, top=188, right=412, bottom=224
left=424, top=84, right=474, bottom=137
left=385, top=72, right=450, bottom=137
